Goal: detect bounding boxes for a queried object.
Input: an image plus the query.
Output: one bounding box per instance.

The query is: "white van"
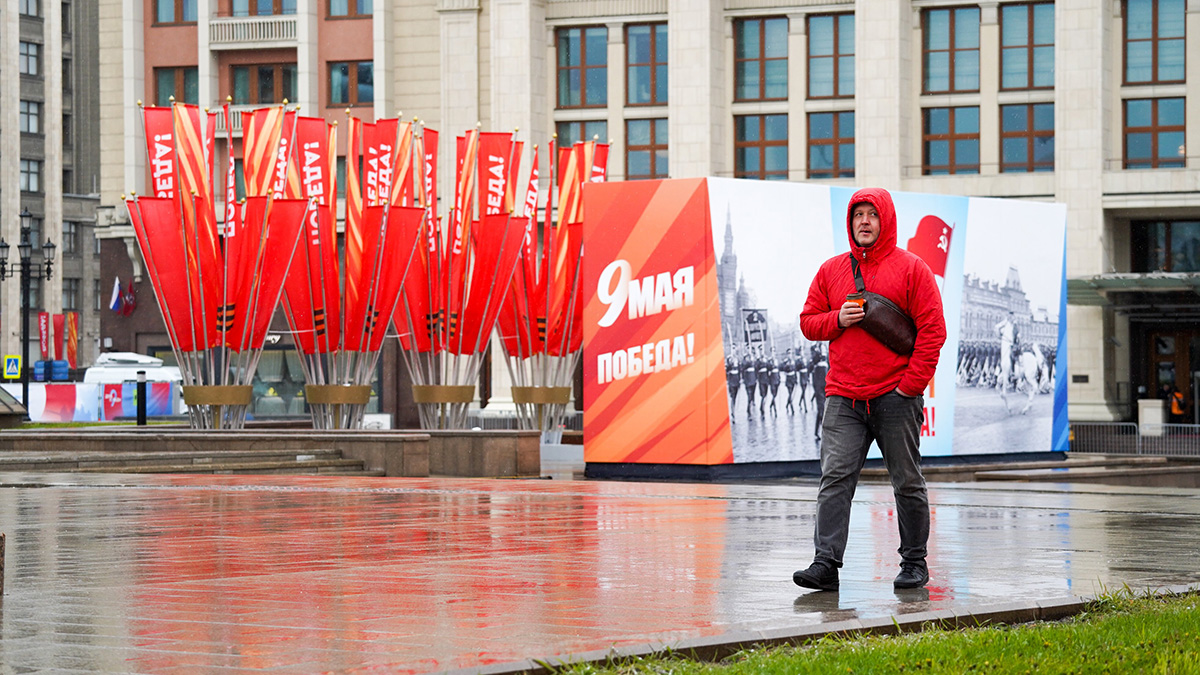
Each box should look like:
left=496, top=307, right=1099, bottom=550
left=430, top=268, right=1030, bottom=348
left=83, top=352, right=183, bottom=385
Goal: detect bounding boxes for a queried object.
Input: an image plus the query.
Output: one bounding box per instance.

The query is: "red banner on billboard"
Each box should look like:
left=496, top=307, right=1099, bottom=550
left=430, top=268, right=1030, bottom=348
left=582, top=179, right=731, bottom=465
left=66, top=313, right=78, bottom=369
left=38, top=312, right=50, bottom=361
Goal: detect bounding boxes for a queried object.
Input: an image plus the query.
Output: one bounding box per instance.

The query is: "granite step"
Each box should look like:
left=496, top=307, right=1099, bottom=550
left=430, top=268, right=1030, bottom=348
left=861, top=454, right=1169, bottom=483
left=0, top=449, right=378, bottom=476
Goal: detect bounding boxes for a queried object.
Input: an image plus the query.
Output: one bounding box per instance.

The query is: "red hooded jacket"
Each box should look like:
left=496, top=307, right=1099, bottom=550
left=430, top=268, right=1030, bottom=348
left=799, top=188, right=947, bottom=400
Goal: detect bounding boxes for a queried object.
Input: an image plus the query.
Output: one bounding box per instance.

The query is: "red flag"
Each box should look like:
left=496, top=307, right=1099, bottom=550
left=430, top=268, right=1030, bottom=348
left=366, top=206, right=424, bottom=352
left=282, top=117, right=340, bottom=354
left=397, top=129, right=439, bottom=352
left=478, top=132, right=512, bottom=216
left=223, top=103, right=237, bottom=226
left=343, top=204, right=386, bottom=352
left=454, top=213, right=527, bottom=355
left=127, top=197, right=198, bottom=352
left=497, top=148, right=540, bottom=357
left=53, top=313, right=65, bottom=360
left=66, top=313, right=79, bottom=370
left=39, top=313, right=50, bottom=361
left=142, top=106, right=177, bottom=199
left=362, top=119, right=399, bottom=207
left=906, top=215, right=953, bottom=278
left=246, top=198, right=308, bottom=350
left=241, top=107, right=285, bottom=197
left=446, top=130, right=480, bottom=343
left=172, top=104, right=222, bottom=349
left=270, top=111, right=299, bottom=199
left=221, top=197, right=267, bottom=349
left=388, top=122, right=415, bottom=207
left=590, top=142, right=610, bottom=182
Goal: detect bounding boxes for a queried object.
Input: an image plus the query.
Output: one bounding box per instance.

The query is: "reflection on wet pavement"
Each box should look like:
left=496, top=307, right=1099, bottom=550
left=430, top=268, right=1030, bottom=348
left=1, top=473, right=1198, bottom=673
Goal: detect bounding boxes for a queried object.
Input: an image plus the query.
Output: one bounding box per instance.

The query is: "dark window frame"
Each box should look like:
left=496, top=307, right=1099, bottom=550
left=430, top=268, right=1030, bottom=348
left=999, top=2, right=1054, bottom=91
left=555, top=120, right=608, bottom=148
left=63, top=221, right=80, bottom=256
left=19, top=42, right=40, bottom=76
left=922, top=106, right=981, bottom=175
left=62, top=278, right=80, bottom=312
left=625, top=118, right=668, bottom=180
left=153, top=0, right=197, bottom=24
left=327, top=0, right=371, bottom=18
left=19, top=100, right=42, bottom=135
left=231, top=63, right=297, bottom=105
left=20, top=159, right=43, bottom=193
left=734, top=113, right=788, bottom=180
left=734, top=16, right=788, bottom=102
left=19, top=0, right=40, bottom=17
left=625, top=22, right=667, bottom=106
left=229, top=0, right=296, bottom=17
left=1000, top=103, right=1054, bottom=173
left=155, top=66, right=199, bottom=106
left=1123, top=0, right=1186, bottom=85
left=807, top=13, right=854, bottom=99
left=807, top=110, right=855, bottom=179
left=1131, top=220, right=1200, bottom=273
left=1123, top=97, right=1186, bottom=169
left=922, top=7, right=980, bottom=94
left=328, top=60, right=373, bottom=106
left=557, top=26, right=608, bottom=109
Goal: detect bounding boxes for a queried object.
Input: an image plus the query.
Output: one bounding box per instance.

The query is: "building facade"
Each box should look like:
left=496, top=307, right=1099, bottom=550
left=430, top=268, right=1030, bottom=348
left=94, top=0, right=1200, bottom=424
left=2, top=1, right=103, bottom=372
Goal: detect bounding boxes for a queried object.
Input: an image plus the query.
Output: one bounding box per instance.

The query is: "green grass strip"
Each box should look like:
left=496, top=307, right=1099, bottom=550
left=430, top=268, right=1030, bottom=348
left=556, top=590, right=1200, bottom=675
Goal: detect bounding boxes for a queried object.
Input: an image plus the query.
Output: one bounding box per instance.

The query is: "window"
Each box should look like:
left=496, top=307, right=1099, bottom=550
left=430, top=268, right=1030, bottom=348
left=233, top=64, right=297, bottom=105
left=1133, top=221, right=1200, bottom=272
left=20, top=0, right=39, bottom=16
left=231, top=0, right=296, bottom=16
left=626, top=24, right=667, bottom=105
left=923, top=7, right=980, bottom=93
left=734, top=114, right=787, bottom=180
left=63, top=279, right=80, bottom=312
left=63, top=114, right=72, bottom=147
left=556, top=120, right=607, bottom=147
left=94, top=278, right=102, bottom=311
left=62, top=58, right=71, bottom=93
left=1001, top=103, right=1054, bottom=172
left=808, top=14, right=854, bottom=98
left=63, top=222, right=79, bottom=255
left=28, top=218, right=43, bottom=248
left=1125, top=0, right=1185, bottom=84
left=329, top=0, right=371, bottom=17
left=28, top=277, right=42, bottom=311
left=155, top=67, right=198, bottom=106
left=19, top=42, right=39, bottom=76
left=808, top=111, right=855, bottom=178
left=626, top=118, right=667, bottom=180
left=63, top=169, right=73, bottom=194
left=735, top=18, right=787, bottom=101
left=923, top=106, right=980, bottom=175
left=1001, top=3, right=1054, bottom=89
left=62, top=2, right=71, bottom=34
left=1124, top=97, right=1185, bottom=169
left=155, top=0, right=196, bottom=23
left=20, top=160, right=42, bottom=192
left=329, top=61, right=373, bottom=105
left=20, top=101, right=41, bottom=134
left=557, top=26, right=608, bottom=108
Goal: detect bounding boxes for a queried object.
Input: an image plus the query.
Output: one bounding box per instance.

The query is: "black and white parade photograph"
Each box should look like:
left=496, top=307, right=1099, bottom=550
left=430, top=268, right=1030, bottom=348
left=952, top=198, right=1066, bottom=454
left=709, top=179, right=835, bottom=463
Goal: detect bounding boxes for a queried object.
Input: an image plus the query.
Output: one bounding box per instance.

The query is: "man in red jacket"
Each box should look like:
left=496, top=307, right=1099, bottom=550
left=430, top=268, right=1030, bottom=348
left=793, top=187, right=947, bottom=592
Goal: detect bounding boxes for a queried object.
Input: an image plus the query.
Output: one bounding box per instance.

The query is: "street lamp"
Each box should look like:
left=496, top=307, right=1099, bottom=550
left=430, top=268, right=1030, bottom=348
left=0, top=208, right=57, bottom=410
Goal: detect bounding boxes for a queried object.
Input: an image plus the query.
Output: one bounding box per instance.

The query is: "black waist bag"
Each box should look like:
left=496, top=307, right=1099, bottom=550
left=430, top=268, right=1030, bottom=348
left=849, top=253, right=917, bottom=356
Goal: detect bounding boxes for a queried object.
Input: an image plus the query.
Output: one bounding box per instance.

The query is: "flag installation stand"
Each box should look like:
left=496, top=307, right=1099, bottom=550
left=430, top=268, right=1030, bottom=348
left=128, top=100, right=309, bottom=430
left=496, top=139, right=608, bottom=443
left=394, top=126, right=531, bottom=430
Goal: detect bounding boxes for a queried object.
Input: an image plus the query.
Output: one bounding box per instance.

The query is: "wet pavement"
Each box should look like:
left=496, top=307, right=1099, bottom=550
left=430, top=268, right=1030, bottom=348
left=1, top=472, right=1199, bottom=674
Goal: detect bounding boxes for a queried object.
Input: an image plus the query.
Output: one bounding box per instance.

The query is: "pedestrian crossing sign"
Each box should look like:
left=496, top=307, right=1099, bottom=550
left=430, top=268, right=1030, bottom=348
left=4, top=355, right=20, bottom=379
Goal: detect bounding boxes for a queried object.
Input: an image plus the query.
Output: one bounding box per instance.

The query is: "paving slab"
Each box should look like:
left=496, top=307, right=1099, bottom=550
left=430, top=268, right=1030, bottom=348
left=1, top=472, right=1199, bottom=674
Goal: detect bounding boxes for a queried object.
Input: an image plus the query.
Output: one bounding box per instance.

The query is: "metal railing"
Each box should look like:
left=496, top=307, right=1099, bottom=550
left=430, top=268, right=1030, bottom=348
left=1071, top=421, right=1200, bottom=457
left=209, top=15, right=297, bottom=48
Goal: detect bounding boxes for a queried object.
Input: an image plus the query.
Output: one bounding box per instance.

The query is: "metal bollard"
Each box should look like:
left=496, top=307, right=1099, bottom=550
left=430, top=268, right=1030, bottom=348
left=137, top=370, right=147, bottom=426
left=1, top=531, right=5, bottom=596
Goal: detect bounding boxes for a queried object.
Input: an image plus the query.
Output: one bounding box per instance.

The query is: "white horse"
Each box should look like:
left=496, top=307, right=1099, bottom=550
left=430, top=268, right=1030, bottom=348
left=999, top=343, right=1047, bottom=415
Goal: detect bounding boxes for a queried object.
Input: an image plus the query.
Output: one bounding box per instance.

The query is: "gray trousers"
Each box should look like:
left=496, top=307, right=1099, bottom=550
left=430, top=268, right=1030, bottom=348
left=813, top=392, right=929, bottom=568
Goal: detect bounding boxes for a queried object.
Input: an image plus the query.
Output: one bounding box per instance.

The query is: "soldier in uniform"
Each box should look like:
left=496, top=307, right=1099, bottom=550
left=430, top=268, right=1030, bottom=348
left=768, top=351, right=782, bottom=416
left=740, top=349, right=758, bottom=416
left=782, top=349, right=798, bottom=415
left=756, top=349, right=771, bottom=416
left=726, top=348, right=742, bottom=413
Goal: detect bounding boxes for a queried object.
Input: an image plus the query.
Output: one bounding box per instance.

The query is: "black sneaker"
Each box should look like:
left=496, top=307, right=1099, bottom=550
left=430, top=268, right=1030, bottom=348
left=894, top=562, right=929, bottom=589
left=793, top=561, right=839, bottom=591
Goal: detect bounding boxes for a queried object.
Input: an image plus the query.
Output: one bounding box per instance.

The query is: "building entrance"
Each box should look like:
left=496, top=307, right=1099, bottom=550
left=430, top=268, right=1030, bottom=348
left=1145, top=329, right=1200, bottom=424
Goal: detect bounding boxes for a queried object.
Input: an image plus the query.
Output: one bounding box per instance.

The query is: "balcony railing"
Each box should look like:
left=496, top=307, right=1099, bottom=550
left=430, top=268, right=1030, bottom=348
left=209, top=15, right=297, bottom=49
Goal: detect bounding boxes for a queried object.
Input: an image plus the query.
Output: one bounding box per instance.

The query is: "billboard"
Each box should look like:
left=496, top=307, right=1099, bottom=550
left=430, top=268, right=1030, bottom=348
left=583, top=178, right=1067, bottom=465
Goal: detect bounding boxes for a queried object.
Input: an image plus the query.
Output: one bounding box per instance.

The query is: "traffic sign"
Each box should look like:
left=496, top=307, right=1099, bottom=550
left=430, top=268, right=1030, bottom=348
left=4, top=355, right=20, bottom=380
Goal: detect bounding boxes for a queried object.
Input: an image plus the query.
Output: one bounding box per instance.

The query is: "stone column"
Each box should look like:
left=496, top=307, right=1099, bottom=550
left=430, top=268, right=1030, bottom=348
left=606, top=21, right=624, bottom=178
left=489, top=0, right=546, bottom=140
left=668, top=0, right=724, bottom=178
left=787, top=12, right=806, bottom=180
left=978, top=1, right=1000, bottom=175
left=296, top=0, right=319, bottom=114
left=438, top=0, right=480, bottom=204
left=854, top=0, right=911, bottom=188
left=1057, top=0, right=1113, bottom=420
left=373, top=0, right=393, bottom=120
left=1, top=3, right=19, bottom=355
left=44, top=0, right=64, bottom=315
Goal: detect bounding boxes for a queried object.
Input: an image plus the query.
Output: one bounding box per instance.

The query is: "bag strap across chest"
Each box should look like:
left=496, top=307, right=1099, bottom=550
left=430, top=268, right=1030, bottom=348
left=849, top=253, right=866, bottom=293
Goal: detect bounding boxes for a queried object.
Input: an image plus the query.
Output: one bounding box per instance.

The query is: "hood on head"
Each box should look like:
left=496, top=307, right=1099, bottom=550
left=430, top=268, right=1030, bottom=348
left=845, top=187, right=897, bottom=260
